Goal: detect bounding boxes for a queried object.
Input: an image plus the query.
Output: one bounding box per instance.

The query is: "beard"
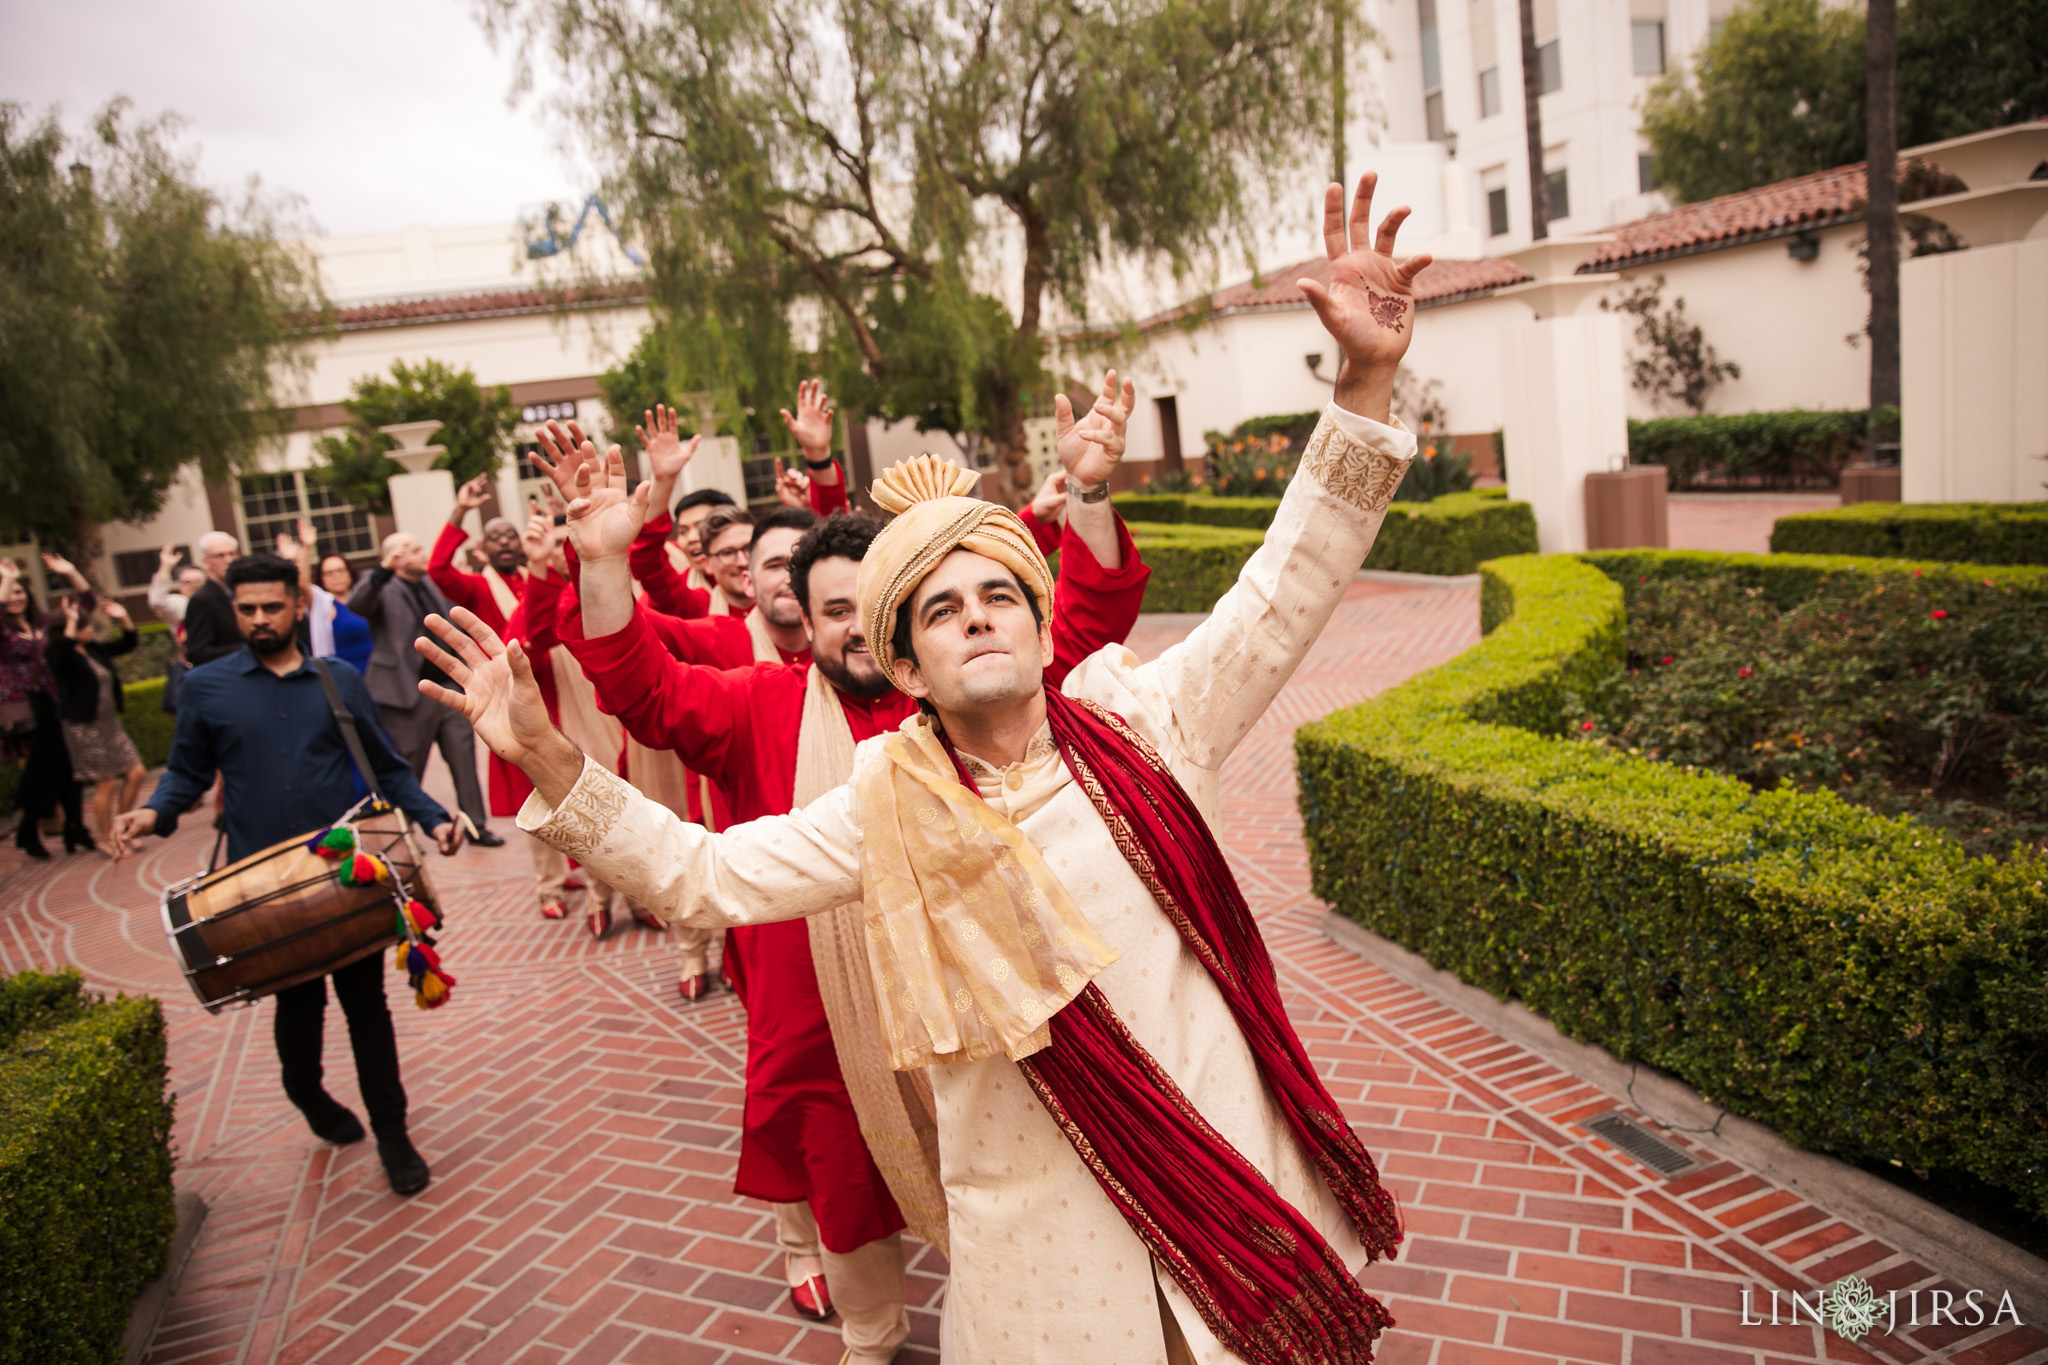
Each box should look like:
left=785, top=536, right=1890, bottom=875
left=245, top=626, right=295, bottom=656
left=816, top=641, right=894, bottom=701
left=759, top=591, right=804, bottom=630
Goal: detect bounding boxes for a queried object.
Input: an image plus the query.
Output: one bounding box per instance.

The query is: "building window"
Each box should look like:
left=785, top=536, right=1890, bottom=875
left=1638, top=152, right=1658, bottom=192
left=1537, top=39, right=1562, bottom=94
left=1631, top=20, right=1665, bottom=74
left=1478, top=66, right=1501, bottom=118
left=112, top=549, right=166, bottom=591
left=237, top=472, right=376, bottom=558
left=1545, top=167, right=1571, bottom=220
left=1488, top=186, right=1511, bottom=236
left=1420, top=0, right=1446, bottom=142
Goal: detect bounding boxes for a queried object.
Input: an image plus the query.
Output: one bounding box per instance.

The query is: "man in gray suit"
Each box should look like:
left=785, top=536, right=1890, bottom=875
left=346, top=531, right=502, bottom=845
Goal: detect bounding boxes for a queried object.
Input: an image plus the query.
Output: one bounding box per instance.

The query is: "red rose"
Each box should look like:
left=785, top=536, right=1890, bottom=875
left=1581, top=721, right=1595, bottom=731
left=1739, top=666, right=1753, bottom=677
left=1931, top=609, right=1948, bottom=619
left=1660, top=656, right=1674, bottom=665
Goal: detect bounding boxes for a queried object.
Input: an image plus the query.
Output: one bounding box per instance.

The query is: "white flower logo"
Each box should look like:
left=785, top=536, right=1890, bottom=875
left=1823, top=1274, right=1882, bottom=1342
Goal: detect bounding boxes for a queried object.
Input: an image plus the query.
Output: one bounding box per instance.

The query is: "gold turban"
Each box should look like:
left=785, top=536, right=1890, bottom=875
left=857, top=455, right=1056, bottom=688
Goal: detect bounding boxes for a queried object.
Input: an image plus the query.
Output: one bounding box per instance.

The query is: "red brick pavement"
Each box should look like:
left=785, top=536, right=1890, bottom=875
left=3, top=577, right=2041, bottom=1365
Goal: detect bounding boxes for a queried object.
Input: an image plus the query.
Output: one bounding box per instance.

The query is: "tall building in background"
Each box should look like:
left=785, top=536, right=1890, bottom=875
left=1347, top=0, right=1744, bottom=255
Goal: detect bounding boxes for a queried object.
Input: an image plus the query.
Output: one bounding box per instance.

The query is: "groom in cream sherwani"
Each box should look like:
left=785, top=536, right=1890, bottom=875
left=417, top=172, right=1430, bottom=1365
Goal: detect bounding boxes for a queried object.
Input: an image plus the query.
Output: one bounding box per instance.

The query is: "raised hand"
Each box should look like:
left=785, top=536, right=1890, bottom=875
left=157, top=544, right=183, bottom=572
left=1054, top=370, right=1136, bottom=490
left=1297, top=173, right=1430, bottom=416
left=638, top=404, right=701, bottom=511
left=414, top=609, right=559, bottom=766
left=775, top=464, right=810, bottom=508
left=1029, top=468, right=1069, bottom=524
left=297, top=517, right=318, bottom=551
left=454, top=473, right=490, bottom=515
left=521, top=501, right=569, bottom=576
left=274, top=531, right=302, bottom=561
left=562, top=437, right=651, bottom=564
left=778, top=378, right=835, bottom=463
left=527, top=420, right=592, bottom=507
left=41, top=552, right=87, bottom=590
left=102, top=599, right=132, bottom=628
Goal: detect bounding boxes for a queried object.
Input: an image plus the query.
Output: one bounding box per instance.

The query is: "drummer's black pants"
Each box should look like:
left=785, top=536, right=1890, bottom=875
left=273, top=952, right=407, bottom=1135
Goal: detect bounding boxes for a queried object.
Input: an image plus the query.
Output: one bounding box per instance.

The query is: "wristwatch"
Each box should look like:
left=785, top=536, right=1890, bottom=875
left=803, top=456, right=836, bottom=471
left=1075, top=480, right=1111, bottom=504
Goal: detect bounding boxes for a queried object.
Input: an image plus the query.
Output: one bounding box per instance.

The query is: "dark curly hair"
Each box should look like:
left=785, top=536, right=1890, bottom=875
left=788, top=512, right=884, bottom=618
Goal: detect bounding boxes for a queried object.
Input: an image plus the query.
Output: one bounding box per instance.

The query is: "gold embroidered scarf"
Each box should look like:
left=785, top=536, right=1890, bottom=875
left=855, top=713, right=1118, bottom=1070
left=793, top=667, right=952, bottom=1251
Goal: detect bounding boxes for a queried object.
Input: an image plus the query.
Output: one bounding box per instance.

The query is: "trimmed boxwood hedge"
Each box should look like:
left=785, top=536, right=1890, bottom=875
left=1128, top=522, right=1271, bottom=612
left=1121, top=488, right=1537, bottom=599
left=0, top=969, right=176, bottom=1365
left=1628, top=407, right=1893, bottom=491
left=0, top=676, right=173, bottom=818
left=1770, top=501, right=2048, bottom=566
left=1367, top=489, right=1538, bottom=576
left=1297, top=549, right=2048, bottom=1217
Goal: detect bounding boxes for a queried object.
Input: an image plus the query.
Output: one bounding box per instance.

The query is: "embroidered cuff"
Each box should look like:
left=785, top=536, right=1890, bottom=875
left=1301, top=406, right=1416, bottom=516
left=516, top=754, right=634, bottom=862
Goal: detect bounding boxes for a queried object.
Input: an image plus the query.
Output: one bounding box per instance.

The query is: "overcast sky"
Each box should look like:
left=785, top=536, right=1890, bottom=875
left=1, top=0, right=591, bottom=238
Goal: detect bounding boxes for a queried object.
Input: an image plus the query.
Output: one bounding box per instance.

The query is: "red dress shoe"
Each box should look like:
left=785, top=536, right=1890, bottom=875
left=676, top=973, right=709, bottom=1002
left=789, top=1272, right=834, bottom=1321
left=563, top=876, right=586, bottom=891
left=630, top=905, right=663, bottom=931
left=585, top=906, right=611, bottom=940
left=539, top=900, right=568, bottom=920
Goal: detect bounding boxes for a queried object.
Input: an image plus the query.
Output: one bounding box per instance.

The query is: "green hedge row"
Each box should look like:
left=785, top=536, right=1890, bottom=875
left=1114, top=491, right=1284, bottom=529
left=1121, top=489, right=1538, bottom=598
left=1628, top=407, right=1894, bottom=491
left=1770, top=501, right=2048, bottom=565
left=1129, top=523, right=1271, bottom=612
left=0, top=677, right=174, bottom=818
left=1297, top=549, right=2048, bottom=1217
left=1366, top=489, right=1538, bottom=576
left=0, top=970, right=176, bottom=1365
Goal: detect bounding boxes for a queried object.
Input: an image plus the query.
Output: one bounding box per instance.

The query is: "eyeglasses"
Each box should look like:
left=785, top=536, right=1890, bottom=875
left=708, top=547, right=748, bottom=563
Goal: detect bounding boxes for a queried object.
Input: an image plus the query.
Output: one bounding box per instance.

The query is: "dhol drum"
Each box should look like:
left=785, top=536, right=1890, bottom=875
left=160, top=808, right=441, bottom=1013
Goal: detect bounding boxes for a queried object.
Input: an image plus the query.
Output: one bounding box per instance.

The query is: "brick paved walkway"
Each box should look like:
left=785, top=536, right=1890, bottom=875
left=4, top=578, right=2042, bottom=1365
left=1666, top=495, right=1838, bottom=556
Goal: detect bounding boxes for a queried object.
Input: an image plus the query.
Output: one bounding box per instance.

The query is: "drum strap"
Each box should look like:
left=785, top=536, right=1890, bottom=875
left=313, top=659, right=390, bottom=808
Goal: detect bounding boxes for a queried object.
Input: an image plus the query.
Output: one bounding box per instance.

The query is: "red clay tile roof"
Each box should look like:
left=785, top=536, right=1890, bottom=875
left=1579, top=157, right=1945, bottom=272
left=327, top=280, right=648, bottom=331
left=1123, top=253, right=1533, bottom=336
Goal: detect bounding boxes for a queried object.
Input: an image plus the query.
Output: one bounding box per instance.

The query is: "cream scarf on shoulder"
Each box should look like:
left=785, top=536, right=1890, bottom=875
left=794, top=667, right=950, bottom=1252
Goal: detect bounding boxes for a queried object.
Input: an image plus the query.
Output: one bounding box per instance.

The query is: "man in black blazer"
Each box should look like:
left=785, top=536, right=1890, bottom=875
left=345, top=531, right=499, bottom=844
left=181, top=531, right=245, bottom=667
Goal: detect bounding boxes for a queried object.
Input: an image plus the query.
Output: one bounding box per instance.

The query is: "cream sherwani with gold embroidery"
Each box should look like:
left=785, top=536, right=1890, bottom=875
left=520, top=405, right=1414, bottom=1364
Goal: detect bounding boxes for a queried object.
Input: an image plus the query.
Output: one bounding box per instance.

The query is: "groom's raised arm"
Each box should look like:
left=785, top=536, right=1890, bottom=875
left=412, top=605, right=862, bottom=930
left=1084, top=173, right=1428, bottom=771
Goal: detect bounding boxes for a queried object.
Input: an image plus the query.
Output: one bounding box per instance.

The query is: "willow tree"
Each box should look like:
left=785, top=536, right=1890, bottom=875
left=483, top=0, right=1353, bottom=499
left=0, top=101, right=325, bottom=558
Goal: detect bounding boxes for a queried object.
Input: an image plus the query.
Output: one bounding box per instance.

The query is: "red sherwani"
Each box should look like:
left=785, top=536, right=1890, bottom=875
left=430, top=522, right=546, bottom=816
left=557, top=515, right=1151, bottom=1252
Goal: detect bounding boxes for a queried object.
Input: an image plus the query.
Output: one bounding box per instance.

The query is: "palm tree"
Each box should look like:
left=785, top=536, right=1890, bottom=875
left=1866, top=0, right=1900, bottom=455
left=1518, top=0, right=1549, bottom=239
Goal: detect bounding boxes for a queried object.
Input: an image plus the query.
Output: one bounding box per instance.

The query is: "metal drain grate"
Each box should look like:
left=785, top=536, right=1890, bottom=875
left=1581, top=1111, right=1701, bottom=1178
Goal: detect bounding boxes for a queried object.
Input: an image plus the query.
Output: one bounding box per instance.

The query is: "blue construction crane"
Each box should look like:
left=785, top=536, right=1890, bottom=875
left=518, top=195, right=646, bottom=265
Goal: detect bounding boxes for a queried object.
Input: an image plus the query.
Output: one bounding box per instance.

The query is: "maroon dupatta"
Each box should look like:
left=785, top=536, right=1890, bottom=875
left=944, top=688, right=1403, bottom=1365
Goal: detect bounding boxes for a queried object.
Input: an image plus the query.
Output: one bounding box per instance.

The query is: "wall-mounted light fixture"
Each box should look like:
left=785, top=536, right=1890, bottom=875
left=1305, top=353, right=1335, bottom=386
left=1787, top=233, right=1820, bottom=262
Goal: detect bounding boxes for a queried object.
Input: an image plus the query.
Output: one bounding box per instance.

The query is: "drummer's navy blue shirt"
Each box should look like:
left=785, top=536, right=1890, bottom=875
left=147, top=647, right=448, bottom=862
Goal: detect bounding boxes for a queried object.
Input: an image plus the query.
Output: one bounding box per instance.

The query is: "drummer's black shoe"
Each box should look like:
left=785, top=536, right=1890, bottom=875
left=470, top=828, right=506, bottom=848
left=14, top=822, right=49, bottom=860
left=377, top=1132, right=431, bottom=1197
left=306, top=1099, right=366, bottom=1146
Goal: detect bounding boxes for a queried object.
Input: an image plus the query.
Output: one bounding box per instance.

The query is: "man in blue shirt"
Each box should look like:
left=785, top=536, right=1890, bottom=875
left=117, top=554, right=462, bottom=1196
